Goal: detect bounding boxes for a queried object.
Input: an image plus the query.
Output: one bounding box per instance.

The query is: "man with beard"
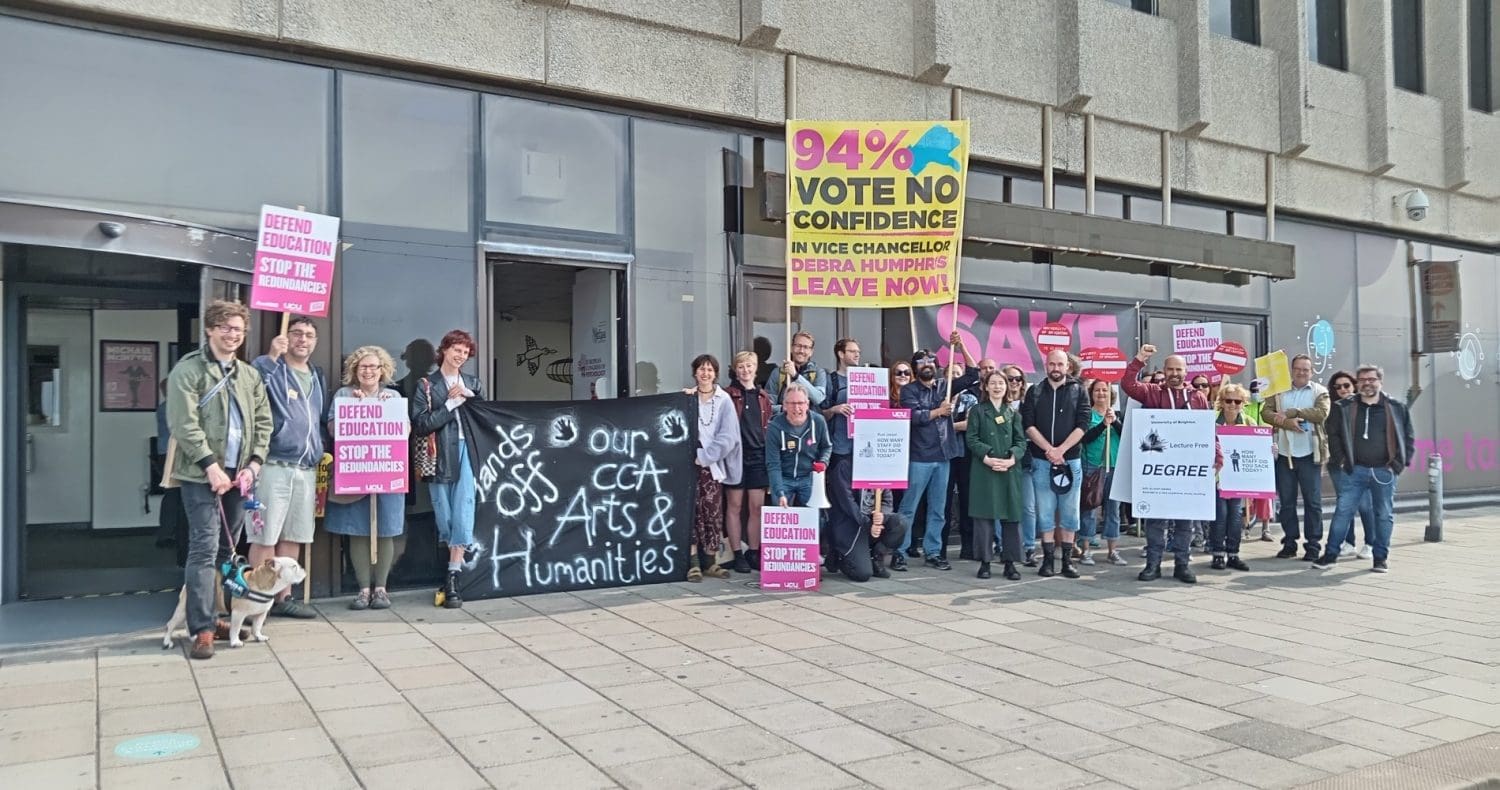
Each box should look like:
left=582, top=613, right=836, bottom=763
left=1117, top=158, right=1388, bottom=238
left=894, top=335, right=977, bottom=570
left=1262, top=354, right=1331, bottom=561
left=1122, top=345, right=1218, bottom=584
left=1314, top=365, right=1414, bottom=573
left=1020, top=350, right=1090, bottom=579
left=768, top=330, right=827, bottom=411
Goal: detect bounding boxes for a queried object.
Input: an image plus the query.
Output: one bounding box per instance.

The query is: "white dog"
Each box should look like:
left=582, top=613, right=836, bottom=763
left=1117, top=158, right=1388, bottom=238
left=162, top=557, right=307, bottom=649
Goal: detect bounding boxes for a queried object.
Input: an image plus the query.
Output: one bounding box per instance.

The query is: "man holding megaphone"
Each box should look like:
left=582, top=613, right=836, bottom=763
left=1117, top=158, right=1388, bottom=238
left=765, top=383, right=832, bottom=509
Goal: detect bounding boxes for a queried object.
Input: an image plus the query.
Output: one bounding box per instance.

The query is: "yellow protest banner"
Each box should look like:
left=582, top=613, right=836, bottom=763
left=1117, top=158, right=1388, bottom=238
left=1255, top=350, right=1292, bottom=398
left=785, top=120, right=969, bottom=308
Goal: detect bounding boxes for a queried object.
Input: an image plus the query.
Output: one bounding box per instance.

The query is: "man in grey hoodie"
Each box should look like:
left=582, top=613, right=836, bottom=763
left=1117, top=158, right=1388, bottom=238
left=250, top=316, right=327, bottom=619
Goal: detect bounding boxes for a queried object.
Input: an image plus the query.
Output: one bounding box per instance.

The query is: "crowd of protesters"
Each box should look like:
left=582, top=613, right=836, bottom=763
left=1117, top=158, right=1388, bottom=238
left=164, top=303, right=1415, bottom=660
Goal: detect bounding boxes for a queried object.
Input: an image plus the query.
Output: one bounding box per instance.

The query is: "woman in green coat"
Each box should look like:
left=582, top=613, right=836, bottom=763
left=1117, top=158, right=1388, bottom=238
left=966, top=371, right=1027, bottom=580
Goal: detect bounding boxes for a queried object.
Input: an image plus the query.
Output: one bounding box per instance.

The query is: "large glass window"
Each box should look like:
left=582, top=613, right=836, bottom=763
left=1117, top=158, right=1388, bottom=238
left=632, top=120, right=735, bottom=392
left=1308, top=0, right=1348, bottom=70
left=1393, top=0, right=1425, bottom=93
left=1352, top=233, right=1428, bottom=495
left=483, top=96, right=628, bottom=240
left=1471, top=0, right=1496, bottom=112
left=1210, top=0, right=1260, bottom=44
left=0, top=17, right=330, bottom=230
left=1269, top=222, right=1359, bottom=384
left=341, top=74, right=474, bottom=232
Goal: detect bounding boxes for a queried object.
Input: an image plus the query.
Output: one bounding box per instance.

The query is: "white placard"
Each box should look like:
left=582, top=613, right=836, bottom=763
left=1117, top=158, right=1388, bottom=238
left=1127, top=408, right=1217, bottom=520
left=1216, top=425, right=1276, bottom=499
left=851, top=408, right=910, bottom=489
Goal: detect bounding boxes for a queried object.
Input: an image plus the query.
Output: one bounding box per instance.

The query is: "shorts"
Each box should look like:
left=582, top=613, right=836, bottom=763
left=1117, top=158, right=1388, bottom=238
left=727, top=447, right=769, bottom=491
left=253, top=463, right=317, bottom=545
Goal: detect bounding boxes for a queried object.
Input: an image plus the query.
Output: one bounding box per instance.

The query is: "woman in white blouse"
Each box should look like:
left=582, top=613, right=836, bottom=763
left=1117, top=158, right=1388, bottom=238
left=685, top=353, right=742, bottom=582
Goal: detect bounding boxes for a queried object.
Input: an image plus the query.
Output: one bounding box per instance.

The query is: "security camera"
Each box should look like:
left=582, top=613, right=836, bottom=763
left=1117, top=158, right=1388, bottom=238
left=1396, top=189, right=1429, bottom=222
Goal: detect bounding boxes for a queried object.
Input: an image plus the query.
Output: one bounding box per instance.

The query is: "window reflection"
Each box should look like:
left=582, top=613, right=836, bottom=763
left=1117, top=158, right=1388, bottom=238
left=484, top=96, right=627, bottom=237
left=342, top=74, right=473, bottom=232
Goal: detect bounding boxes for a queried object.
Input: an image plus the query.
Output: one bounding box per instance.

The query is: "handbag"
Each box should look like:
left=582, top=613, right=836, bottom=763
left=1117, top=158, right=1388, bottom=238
left=412, top=377, right=438, bottom=481
left=1080, top=415, right=1111, bottom=511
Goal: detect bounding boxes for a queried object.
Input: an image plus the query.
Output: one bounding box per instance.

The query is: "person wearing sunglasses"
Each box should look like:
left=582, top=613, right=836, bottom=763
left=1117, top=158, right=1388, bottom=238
left=1324, top=370, right=1375, bottom=560
left=1209, top=383, right=1260, bottom=572
left=895, top=334, right=978, bottom=571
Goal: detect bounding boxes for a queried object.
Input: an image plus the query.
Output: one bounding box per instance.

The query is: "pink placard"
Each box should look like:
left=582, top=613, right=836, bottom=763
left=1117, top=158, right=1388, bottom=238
left=1216, top=424, right=1275, bottom=499
left=852, top=408, right=910, bottom=489
left=759, top=507, right=821, bottom=591
left=250, top=205, right=340, bottom=317
left=332, top=397, right=410, bottom=495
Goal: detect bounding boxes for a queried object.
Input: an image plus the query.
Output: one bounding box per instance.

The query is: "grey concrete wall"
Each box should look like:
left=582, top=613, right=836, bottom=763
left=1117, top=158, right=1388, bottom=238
left=18, top=0, right=1500, bottom=245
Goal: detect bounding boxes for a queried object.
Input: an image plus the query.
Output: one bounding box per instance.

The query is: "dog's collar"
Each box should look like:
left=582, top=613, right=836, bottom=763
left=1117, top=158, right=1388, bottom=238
left=242, top=589, right=275, bottom=604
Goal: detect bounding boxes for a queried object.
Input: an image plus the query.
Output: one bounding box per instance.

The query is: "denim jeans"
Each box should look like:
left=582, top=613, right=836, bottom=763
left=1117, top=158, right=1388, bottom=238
left=1021, top=469, right=1038, bottom=549
left=181, top=481, right=242, bottom=637
left=1145, top=519, right=1194, bottom=567
left=1327, top=465, right=1397, bottom=560
left=430, top=441, right=477, bottom=547
left=898, top=461, right=950, bottom=558
left=1210, top=494, right=1244, bottom=556
left=1275, top=454, right=1324, bottom=554
left=1030, top=458, right=1082, bottom=538
left=1077, top=464, right=1120, bottom=541
left=1329, top=467, right=1375, bottom=545
left=776, top=478, right=814, bottom=508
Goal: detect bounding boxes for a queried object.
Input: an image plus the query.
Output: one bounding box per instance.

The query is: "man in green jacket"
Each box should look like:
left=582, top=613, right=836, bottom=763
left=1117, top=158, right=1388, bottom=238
left=166, top=300, right=273, bottom=660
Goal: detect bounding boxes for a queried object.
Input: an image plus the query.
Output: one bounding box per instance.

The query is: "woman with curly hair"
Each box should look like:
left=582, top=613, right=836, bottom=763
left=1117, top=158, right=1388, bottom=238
left=325, top=346, right=406, bottom=610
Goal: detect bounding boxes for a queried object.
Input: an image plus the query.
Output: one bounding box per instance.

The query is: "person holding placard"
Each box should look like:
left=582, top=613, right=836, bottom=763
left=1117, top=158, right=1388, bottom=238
left=1122, top=345, right=1214, bottom=584
left=1210, top=383, right=1258, bottom=573
left=896, top=339, right=978, bottom=571
left=325, top=346, right=405, bottom=610
left=842, top=488, right=908, bottom=582
left=1077, top=379, right=1126, bottom=567
left=821, top=338, right=864, bottom=575
left=1262, top=354, right=1331, bottom=561
left=965, top=370, right=1027, bottom=580
left=765, top=383, right=831, bottom=509
left=412, top=329, right=483, bottom=609
left=250, top=316, right=327, bottom=619
left=686, top=354, right=740, bottom=583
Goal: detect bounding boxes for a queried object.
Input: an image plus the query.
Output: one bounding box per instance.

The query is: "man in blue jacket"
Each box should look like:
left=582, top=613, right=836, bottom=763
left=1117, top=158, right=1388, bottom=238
left=765, top=383, right=831, bottom=507
left=250, top=316, right=327, bottom=618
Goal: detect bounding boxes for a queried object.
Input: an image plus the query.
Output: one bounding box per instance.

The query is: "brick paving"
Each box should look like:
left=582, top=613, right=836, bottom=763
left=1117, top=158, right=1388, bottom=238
left=2, top=507, right=1496, bottom=790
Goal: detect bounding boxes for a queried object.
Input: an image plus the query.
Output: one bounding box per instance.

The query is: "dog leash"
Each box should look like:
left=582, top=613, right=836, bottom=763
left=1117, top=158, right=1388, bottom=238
left=217, top=492, right=274, bottom=604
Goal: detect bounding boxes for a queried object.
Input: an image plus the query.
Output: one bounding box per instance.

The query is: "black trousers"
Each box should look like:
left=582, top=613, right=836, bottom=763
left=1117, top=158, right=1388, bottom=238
left=841, top=512, right=909, bottom=582
left=947, top=454, right=973, bottom=557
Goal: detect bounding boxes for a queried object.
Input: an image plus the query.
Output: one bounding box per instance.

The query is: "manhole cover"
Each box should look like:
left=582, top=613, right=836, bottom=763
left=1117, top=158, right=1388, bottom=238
left=114, top=733, right=201, bottom=760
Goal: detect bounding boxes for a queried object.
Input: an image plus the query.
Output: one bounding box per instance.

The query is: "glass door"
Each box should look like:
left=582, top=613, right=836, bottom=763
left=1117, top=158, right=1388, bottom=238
left=1140, top=307, right=1265, bottom=384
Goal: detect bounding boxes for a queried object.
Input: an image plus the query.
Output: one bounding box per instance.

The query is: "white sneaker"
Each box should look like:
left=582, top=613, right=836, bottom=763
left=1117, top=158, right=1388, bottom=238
left=1108, top=551, right=1129, bottom=566
left=1139, top=546, right=1150, bottom=557
left=1080, top=552, right=1096, bottom=566
left=1342, top=542, right=1357, bottom=556
left=1357, top=545, right=1373, bottom=560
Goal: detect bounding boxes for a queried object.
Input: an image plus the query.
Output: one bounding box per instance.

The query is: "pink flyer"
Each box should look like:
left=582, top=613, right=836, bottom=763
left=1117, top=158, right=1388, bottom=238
left=759, top=507, right=821, bottom=591
left=332, top=397, right=409, bottom=495
left=250, top=205, right=341, bottom=317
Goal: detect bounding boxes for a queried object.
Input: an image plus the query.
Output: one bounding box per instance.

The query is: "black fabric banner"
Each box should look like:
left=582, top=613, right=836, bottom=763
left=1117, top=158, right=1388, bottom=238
left=458, top=394, right=697, bottom=598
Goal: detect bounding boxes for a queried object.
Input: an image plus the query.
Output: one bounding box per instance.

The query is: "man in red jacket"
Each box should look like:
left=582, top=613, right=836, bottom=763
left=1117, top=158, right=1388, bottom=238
left=1121, top=344, right=1216, bottom=584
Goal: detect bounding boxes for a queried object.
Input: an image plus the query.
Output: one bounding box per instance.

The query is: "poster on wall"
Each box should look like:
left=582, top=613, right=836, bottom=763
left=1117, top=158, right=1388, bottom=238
left=785, top=120, right=970, bottom=308
left=851, top=408, right=911, bottom=489
left=917, top=295, right=1137, bottom=374
left=99, top=341, right=158, bottom=412
left=331, top=397, right=410, bottom=495
left=1127, top=408, right=1217, bottom=520
left=457, top=394, right=697, bottom=599
left=572, top=269, right=614, bottom=399
left=1172, top=322, right=1223, bottom=375
left=1216, top=424, right=1275, bottom=499
left=249, top=204, right=340, bottom=317
left=759, top=507, right=821, bottom=591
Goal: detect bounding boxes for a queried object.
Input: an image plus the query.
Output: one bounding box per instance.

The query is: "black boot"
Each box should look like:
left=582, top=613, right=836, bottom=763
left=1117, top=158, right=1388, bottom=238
left=442, top=571, right=463, bottom=609
left=1038, top=544, right=1056, bottom=577
left=1226, top=555, right=1250, bottom=571
left=1003, top=561, right=1021, bottom=580
left=1060, top=552, right=1080, bottom=579
left=732, top=550, right=752, bottom=574
left=747, top=548, right=761, bottom=570
left=1138, top=563, right=1161, bottom=581
left=1174, top=563, right=1197, bottom=584
left=871, top=553, right=891, bottom=579
left=977, top=562, right=991, bottom=579
left=1023, top=548, right=1038, bottom=567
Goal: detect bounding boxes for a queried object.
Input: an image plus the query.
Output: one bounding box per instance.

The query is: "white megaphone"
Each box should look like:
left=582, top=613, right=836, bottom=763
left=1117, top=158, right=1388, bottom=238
left=806, top=468, right=832, bottom=509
